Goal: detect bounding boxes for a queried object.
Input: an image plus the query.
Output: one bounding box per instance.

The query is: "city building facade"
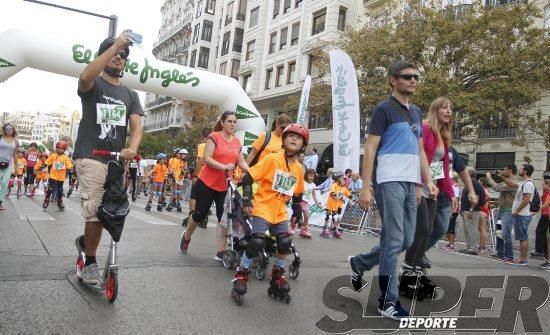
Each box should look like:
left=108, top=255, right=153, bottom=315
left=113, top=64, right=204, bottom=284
left=145, top=0, right=550, bottom=181
left=6, top=108, right=80, bottom=145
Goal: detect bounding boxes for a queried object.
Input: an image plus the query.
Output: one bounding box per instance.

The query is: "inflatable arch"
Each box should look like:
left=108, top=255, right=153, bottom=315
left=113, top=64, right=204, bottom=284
left=0, top=28, right=265, bottom=148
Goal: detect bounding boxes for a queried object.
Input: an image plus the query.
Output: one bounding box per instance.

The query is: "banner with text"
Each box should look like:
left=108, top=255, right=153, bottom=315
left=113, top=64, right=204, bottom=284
left=297, top=75, right=312, bottom=127
left=329, top=50, right=360, bottom=173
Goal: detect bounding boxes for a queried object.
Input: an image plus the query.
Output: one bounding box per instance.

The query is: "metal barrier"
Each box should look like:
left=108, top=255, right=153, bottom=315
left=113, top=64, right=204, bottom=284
left=340, top=201, right=382, bottom=238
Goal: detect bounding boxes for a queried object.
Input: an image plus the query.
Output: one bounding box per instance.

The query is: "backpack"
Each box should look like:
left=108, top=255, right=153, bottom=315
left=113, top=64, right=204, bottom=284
left=248, top=131, right=271, bottom=167
left=521, top=180, right=541, bottom=213
left=96, top=160, right=130, bottom=242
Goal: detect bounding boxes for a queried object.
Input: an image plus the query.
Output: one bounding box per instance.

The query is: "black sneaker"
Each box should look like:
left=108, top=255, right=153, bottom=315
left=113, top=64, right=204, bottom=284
left=378, top=301, right=410, bottom=321
left=459, top=249, right=478, bottom=255
left=348, top=256, right=364, bottom=292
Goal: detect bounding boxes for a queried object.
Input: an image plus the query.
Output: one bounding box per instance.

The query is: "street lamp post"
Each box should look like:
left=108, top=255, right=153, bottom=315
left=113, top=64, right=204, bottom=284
left=23, top=0, right=118, bottom=37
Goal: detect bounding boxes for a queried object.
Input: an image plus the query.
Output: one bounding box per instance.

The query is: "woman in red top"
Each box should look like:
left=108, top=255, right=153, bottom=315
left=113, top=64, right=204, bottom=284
left=179, top=111, right=248, bottom=255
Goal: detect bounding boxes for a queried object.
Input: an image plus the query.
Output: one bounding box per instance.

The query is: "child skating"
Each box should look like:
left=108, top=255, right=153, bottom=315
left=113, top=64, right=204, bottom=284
left=43, top=141, right=73, bottom=210
left=321, top=171, right=352, bottom=239
left=293, top=168, right=322, bottom=238
left=145, top=153, right=168, bottom=211
left=232, top=124, right=308, bottom=305
left=33, top=153, right=49, bottom=195
left=13, top=148, right=26, bottom=199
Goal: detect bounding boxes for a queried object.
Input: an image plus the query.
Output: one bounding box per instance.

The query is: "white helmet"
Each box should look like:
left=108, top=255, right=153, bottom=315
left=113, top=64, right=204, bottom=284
left=178, top=149, right=188, bottom=154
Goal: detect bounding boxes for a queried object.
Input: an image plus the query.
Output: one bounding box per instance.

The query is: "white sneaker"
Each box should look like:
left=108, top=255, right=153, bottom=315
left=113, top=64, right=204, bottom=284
left=82, top=263, right=100, bottom=284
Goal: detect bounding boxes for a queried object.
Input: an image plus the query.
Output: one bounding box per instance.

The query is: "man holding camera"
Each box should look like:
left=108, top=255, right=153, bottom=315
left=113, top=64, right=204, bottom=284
left=486, top=165, right=518, bottom=262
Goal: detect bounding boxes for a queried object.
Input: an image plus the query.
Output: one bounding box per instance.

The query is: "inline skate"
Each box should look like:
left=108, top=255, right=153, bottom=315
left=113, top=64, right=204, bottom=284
left=320, top=227, right=331, bottom=238
left=267, top=265, right=291, bottom=303
left=231, top=266, right=249, bottom=306
left=299, top=226, right=312, bottom=239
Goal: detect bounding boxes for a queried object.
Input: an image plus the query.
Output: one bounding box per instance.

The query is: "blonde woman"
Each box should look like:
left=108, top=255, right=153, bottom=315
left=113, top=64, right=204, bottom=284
left=0, top=123, right=20, bottom=210
left=403, top=98, right=477, bottom=275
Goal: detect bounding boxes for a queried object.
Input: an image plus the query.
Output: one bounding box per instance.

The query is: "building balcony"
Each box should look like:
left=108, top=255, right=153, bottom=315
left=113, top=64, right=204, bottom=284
left=175, top=43, right=190, bottom=56
left=479, top=125, right=516, bottom=139
left=153, top=20, right=192, bottom=49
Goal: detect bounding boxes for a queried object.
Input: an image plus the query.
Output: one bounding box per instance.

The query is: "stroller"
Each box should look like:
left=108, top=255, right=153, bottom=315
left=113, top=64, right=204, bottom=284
left=221, top=179, right=301, bottom=281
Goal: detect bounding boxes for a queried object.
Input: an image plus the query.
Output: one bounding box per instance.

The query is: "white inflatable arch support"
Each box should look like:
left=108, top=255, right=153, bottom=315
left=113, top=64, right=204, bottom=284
left=0, top=28, right=265, bottom=148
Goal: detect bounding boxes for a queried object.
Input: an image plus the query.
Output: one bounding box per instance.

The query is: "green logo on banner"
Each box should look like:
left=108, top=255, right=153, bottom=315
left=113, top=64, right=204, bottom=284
left=0, top=58, right=15, bottom=68
left=236, top=105, right=257, bottom=119
left=243, top=131, right=258, bottom=146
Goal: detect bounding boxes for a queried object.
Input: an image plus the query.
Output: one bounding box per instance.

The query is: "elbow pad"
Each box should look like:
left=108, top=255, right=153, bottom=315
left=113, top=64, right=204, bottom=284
left=241, top=173, right=254, bottom=207
left=241, top=172, right=253, bottom=187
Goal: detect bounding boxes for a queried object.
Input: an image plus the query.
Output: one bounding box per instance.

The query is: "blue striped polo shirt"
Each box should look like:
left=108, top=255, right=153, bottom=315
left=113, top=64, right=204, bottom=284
left=368, top=96, right=423, bottom=184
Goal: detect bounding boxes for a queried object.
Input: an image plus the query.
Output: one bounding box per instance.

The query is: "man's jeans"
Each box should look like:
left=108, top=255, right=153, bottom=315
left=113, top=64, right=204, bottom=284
left=495, top=209, right=514, bottom=259
left=426, top=192, right=451, bottom=250
left=353, top=181, right=417, bottom=305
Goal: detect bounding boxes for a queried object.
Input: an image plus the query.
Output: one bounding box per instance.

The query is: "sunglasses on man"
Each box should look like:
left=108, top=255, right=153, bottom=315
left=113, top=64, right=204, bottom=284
left=396, top=74, right=419, bottom=81
left=115, top=50, right=127, bottom=59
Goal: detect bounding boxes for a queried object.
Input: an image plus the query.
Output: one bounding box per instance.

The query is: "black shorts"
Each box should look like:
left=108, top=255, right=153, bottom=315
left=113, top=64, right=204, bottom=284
left=190, top=181, right=198, bottom=200
left=192, top=178, right=226, bottom=223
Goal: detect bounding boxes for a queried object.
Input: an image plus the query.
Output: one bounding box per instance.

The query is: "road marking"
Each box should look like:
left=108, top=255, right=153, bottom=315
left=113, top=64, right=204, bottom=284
left=8, top=196, right=54, bottom=221
left=127, top=211, right=178, bottom=225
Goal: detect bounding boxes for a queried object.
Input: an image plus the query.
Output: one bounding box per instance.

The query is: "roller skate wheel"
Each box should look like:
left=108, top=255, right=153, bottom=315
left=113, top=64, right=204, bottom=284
left=283, top=294, right=291, bottom=304
left=231, top=251, right=240, bottom=269
left=255, top=267, right=266, bottom=281
left=231, top=290, right=243, bottom=306
left=288, top=264, right=299, bottom=279
left=222, top=251, right=235, bottom=269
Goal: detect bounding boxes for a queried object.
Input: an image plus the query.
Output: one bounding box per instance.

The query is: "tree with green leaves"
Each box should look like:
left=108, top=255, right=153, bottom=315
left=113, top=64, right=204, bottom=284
left=287, top=1, right=550, bottom=147
left=137, top=103, right=218, bottom=160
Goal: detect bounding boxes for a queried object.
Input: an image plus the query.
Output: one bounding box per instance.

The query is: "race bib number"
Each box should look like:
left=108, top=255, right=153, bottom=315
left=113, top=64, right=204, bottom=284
left=28, top=154, right=37, bottom=162
left=272, top=170, right=297, bottom=197
left=96, top=103, right=127, bottom=127
left=53, top=162, right=65, bottom=170
left=430, top=161, right=444, bottom=180
left=130, top=162, right=138, bottom=168
left=17, top=162, right=25, bottom=169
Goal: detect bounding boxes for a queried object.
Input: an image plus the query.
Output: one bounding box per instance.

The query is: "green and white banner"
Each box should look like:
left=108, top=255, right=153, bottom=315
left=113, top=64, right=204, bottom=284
left=0, top=28, right=265, bottom=144
left=296, top=75, right=311, bottom=127
left=329, top=50, right=360, bottom=173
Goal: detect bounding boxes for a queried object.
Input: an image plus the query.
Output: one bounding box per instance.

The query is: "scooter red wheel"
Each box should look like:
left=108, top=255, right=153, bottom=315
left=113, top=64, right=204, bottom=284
left=76, top=256, right=84, bottom=282
left=106, top=272, right=118, bottom=303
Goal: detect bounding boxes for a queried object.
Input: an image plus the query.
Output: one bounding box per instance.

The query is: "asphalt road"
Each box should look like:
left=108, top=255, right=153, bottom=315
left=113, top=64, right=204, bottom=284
left=1, top=190, right=549, bottom=334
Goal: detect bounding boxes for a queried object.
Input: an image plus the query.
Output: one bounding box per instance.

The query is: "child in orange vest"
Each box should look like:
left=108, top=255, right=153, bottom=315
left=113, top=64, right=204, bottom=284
left=43, top=142, right=73, bottom=210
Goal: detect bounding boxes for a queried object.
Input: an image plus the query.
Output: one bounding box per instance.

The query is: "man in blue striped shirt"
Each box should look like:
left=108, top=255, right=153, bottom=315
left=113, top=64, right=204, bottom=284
left=348, top=61, right=438, bottom=320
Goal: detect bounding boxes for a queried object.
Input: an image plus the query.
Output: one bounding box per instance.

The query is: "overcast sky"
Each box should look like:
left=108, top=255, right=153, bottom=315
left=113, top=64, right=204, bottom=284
left=0, top=0, right=163, bottom=116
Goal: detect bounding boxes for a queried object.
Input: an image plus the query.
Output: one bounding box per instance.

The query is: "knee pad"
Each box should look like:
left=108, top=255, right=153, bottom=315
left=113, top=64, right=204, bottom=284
left=276, top=234, right=293, bottom=255
left=245, top=233, right=266, bottom=258
left=192, top=210, right=207, bottom=223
